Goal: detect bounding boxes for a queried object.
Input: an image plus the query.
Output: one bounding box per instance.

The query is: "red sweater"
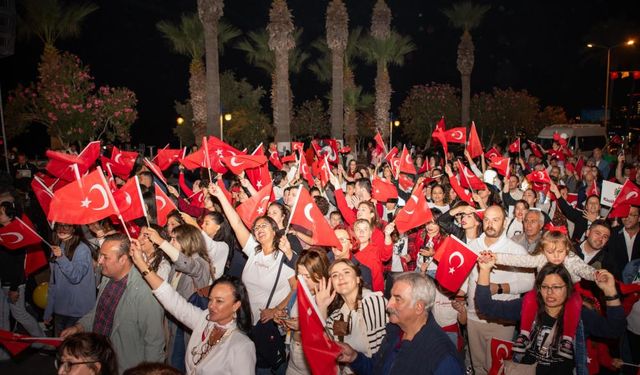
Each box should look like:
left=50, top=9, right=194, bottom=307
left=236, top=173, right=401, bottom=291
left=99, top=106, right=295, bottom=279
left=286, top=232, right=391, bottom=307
left=354, top=241, right=392, bottom=292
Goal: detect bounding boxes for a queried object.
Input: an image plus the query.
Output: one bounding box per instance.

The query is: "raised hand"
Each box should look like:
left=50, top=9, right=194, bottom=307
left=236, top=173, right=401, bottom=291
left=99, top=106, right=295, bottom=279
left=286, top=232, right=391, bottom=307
left=141, top=226, right=164, bottom=245
left=314, top=277, right=336, bottom=312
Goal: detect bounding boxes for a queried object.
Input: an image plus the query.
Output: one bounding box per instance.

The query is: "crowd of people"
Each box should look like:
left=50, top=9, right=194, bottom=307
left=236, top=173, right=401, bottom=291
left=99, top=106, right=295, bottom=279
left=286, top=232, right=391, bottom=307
left=0, top=134, right=639, bottom=375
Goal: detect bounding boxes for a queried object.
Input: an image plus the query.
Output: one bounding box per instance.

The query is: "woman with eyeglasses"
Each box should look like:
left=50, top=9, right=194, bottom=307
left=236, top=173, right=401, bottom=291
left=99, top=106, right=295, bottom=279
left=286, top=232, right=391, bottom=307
left=208, top=183, right=296, bottom=373
left=56, top=332, right=118, bottom=375
left=315, top=259, right=387, bottom=374
left=45, top=224, right=96, bottom=336
left=437, top=201, right=482, bottom=243
left=475, top=258, right=626, bottom=374
left=130, top=238, right=255, bottom=374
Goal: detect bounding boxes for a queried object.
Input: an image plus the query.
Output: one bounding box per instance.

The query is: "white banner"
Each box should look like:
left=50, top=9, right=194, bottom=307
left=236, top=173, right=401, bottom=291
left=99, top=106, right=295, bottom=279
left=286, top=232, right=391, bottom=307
left=601, top=180, right=622, bottom=207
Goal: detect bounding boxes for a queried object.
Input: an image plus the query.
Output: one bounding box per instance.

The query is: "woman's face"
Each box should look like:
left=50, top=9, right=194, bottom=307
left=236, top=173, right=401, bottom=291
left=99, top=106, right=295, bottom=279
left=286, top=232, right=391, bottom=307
left=514, top=203, right=527, bottom=220
left=431, top=186, right=445, bottom=204
left=349, top=161, right=357, bottom=172
left=356, top=204, right=374, bottom=222
left=448, top=188, right=458, bottom=202
left=329, top=262, right=359, bottom=297
left=539, top=274, right=568, bottom=310
left=425, top=221, right=440, bottom=236
left=166, top=217, right=181, bottom=233
left=56, top=225, right=74, bottom=241
left=383, top=167, right=392, bottom=179
left=523, top=190, right=537, bottom=205
left=333, top=229, right=352, bottom=257
left=87, top=223, right=102, bottom=236
left=460, top=213, right=478, bottom=230
left=207, top=283, right=241, bottom=325
left=169, top=234, right=183, bottom=252
left=267, top=205, right=285, bottom=228
left=354, top=222, right=372, bottom=245
left=57, top=349, right=99, bottom=375
left=201, top=216, right=220, bottom=237
left=253, top=218, right=275, bottom=245
left=297, top=265, right=319, bottom=292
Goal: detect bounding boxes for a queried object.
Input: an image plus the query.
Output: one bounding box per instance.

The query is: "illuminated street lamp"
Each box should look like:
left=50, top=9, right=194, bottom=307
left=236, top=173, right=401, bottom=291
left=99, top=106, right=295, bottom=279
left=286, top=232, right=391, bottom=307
left=389, top=119, right=400, bottom=146
left=587, top=39, right=635, bottom=127
left=220, top=113, right=232, bottom=141
left=176, top=116, right=185, bottom=148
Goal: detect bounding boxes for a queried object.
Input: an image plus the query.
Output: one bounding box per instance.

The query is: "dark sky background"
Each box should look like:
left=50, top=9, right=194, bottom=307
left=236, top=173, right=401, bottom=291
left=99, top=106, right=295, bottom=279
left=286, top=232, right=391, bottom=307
left=1, top=0, right=639, bottom=156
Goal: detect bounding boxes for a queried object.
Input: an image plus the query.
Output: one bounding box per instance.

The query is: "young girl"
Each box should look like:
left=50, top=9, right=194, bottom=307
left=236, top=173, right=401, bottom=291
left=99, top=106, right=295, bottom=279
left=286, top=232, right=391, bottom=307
left=488, top=229, right=598, bottom=359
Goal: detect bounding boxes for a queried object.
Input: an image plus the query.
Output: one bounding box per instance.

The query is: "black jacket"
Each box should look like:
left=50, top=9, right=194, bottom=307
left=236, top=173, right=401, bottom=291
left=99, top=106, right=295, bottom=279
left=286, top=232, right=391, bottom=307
left=604, top=228, right=640, bottom=280
left=557, top=197, right=590, bottom=243
left=0, top=246, right=26, bottom=291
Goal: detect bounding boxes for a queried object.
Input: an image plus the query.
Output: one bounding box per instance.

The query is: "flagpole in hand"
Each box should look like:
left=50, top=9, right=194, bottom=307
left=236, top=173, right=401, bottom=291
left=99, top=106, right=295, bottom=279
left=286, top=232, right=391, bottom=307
left=15, top=217, right=53, bottom=248
left=284, top=184, right=303, bottom=233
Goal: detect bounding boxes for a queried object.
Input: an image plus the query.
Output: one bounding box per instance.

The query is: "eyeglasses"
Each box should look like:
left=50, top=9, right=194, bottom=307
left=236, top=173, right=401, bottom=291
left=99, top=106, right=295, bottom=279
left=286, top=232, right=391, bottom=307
left=253, top=223, right=271, bottom=231
left=55, top=358, right=99, bottom=372
left=539, top=284, right=566, bottom=294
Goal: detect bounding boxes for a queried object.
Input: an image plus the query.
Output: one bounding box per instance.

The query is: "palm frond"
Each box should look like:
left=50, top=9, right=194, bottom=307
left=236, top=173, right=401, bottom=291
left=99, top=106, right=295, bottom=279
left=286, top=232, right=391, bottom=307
left=235, top=28, right=307, bottom=76
left=218, top=20, right=241, bottom=56
left=19, top=0, right=98, bottom=46
left=441, top=1, right=490, bottom=32
left=358, top=31, right=415, bottom=67
left=156, top=13, right=204, bottom=59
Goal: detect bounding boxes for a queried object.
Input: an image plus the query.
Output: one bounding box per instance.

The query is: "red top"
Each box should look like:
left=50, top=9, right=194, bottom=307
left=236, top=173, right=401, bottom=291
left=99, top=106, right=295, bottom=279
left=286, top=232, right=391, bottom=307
left=355, top=241, right=392, bottom=292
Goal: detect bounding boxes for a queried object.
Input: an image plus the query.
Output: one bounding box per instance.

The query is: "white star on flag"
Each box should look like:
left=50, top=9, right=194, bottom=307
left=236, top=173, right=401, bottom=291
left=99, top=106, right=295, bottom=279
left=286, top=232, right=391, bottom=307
left=257, top=207, right=264, bottom=214
left=449, top=267, right=455, bottom=274
left=216, top=149, right=223, bottom=156
left=80, top=197, right=91, bottom=208
left=256, top=180, right=263, bottom=188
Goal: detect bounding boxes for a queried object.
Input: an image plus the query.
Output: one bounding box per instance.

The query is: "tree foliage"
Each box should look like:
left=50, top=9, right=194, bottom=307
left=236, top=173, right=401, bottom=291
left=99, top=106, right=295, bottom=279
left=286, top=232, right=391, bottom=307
left=292, top=98, right=330, bottom=139
left=399, top=83, right=461, bottom=145
left=6, top=51, right=137, bottom=147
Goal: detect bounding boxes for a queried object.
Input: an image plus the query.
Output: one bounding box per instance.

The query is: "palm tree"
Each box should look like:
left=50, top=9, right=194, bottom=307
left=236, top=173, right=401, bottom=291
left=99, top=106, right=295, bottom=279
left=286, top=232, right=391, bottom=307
left=326, top=0, right=349, bottom=140
left=197, top=0, right=224, bottom=137
left=266, top=0, right=296, bottom=144
left=442, top=1, right=490, bottom=127
left=362, top=0, right=415, bottom=141
left=18, top=0, right=98, bottom=63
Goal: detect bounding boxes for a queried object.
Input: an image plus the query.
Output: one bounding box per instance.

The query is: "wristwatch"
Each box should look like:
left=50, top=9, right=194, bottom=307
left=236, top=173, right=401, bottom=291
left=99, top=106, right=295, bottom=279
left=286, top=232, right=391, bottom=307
left=603, top=294, right=620, bottom=301
left=141, top=268, right=152, bottom=277
left=497, top=284, right=504, bottom=294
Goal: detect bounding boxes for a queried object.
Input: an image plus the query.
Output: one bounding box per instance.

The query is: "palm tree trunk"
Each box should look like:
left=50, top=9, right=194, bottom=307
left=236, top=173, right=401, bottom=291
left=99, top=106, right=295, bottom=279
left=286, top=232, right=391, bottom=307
left=461, top=73, right=471, bottom=127
left=274, top=50, right=290, bottom=143
left=375, top=64, right=391, bottom=141
left=198, top=0, right=224, bottom=137
left=190, top=60, right=207, bottom=143
left=344, top=67, right=357, bottom=149
left=330, top=48, right=344, bottom=140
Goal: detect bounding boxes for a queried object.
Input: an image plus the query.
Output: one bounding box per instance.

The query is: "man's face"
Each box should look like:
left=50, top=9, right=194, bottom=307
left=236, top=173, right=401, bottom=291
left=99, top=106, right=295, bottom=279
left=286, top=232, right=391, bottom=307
left=508, top=176, right=519, bottom=190
left=17, top=155, right=27, bottom=164
left=622, top=206, right=640, bottom=230
left=98, top=240, right=128, bottom=279
left=523, top=211, right=543, bottom=237
left=586, top=225, right=611, bottom=251
left=386, top=281, right=419, bottom=326
left=585, top=196, right=600, bottom=214
left=139, top=174, right=153, bottom=188
left=483, top=206, right=505, bottom=238
left=593, top=148, right=602, bottom=160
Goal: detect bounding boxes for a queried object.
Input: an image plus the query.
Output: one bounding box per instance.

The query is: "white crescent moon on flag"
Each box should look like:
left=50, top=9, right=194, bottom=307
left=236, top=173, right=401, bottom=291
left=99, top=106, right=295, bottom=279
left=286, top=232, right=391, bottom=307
left=304, top=203, right=314, bottom=223
left=393, top=159, right=400, bottom=169
left=0, top=232, right=24, bottom=244
left=452, top=131, right=463, bottom=140
left=496, top=344, right=509, bottom=359
left=114, top=153, right=122, bottom=163
left=405, top=154, right=412, bottom=164
left=88, top=184, right=110, bottom=211
left=230, top=157, right=242, bottom=167
left=626, top=191, right=638, bottom=201
left=464, top=168, right=475, bottom=178
left=156, top=196, right=167, bottom=210
left=448, top=251, right=465, bottom=269
left=405, top=195, right=419, bottom=214
left=124, top=192, right=132, bottom=205
left=537, top=171, right=545, bottom=180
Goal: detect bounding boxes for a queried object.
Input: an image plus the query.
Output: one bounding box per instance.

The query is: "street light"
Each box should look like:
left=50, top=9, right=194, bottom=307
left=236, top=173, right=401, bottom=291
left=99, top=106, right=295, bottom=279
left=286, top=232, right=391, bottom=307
left=389, top=119, right=400, bottom=147
left=176, top=116, right=185, bottom=148
left=220, top=113, right=232, bottom=141
left=587, top=39, right=635, bottom=127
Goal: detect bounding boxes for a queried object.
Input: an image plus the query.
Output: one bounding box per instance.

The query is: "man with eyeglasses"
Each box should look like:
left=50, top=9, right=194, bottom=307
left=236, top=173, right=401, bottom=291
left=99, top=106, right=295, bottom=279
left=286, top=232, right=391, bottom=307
left=604, top=207, right=640, bottom=279
left=512, top=209, right=545, bottom=254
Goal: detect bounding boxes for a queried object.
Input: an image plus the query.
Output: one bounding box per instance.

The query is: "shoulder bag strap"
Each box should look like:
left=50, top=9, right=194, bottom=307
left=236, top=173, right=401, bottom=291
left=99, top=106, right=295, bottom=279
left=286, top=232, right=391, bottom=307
left=264, top=255, right=285, bottom=309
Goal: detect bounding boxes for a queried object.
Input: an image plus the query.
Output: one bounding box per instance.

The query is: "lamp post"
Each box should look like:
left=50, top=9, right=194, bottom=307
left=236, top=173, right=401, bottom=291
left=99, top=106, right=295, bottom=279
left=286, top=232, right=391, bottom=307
left=219, top=113, right=232, bottom=141
left=587, top=39, right=635, bottom=128
left=389, top=119, right=400, bottom=147
left=176, top=116, right=185, bottom=148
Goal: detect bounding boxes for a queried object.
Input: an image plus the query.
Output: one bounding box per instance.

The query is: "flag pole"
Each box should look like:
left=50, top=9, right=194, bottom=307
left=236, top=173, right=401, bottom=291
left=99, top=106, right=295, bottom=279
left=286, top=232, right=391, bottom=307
left=15, top=217, right=53, bottom=248
left=202, top=136, right=213, bottom=183
left=284, top=184, right=303, bottom=233
left=134, top=175, right=151, bottom=228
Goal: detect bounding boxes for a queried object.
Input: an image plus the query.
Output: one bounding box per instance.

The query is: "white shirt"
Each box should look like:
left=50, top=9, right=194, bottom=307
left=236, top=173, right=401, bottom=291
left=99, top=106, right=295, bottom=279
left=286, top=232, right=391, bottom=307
left=201, top=231, right=230, bottom=280
left=579, top=242, right=599, bottom=265
left=623, top=228, right=638, bottom=262
left=242, top=236, right=295, bottom=325
left=154, top=282, right=256, bottom=375
left=428, top=202, right=450, bottom=214
left=391, top=236, right=408, bottom=272
left=465, top=232, right=536, bottom=322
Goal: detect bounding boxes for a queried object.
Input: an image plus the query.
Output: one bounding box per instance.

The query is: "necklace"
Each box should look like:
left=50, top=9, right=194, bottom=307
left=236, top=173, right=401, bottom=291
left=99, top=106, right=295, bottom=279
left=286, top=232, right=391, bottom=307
left=192, top=325, right=236, bottom=366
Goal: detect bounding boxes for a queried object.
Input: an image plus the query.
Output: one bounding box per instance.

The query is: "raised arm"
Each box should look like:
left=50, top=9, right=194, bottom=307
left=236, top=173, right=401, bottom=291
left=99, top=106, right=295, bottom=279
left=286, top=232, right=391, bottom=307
left=209, top=182, right=251, bottom=248
left=330, top=174, right=357, bottom=226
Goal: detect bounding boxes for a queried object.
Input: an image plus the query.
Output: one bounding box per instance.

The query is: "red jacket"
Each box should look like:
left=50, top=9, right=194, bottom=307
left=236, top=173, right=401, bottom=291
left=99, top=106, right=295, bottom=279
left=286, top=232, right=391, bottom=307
left=409, top=231, right=445, bottom=271
left=355, top=241, right=392, bottom=292
left=586, top=339, right=616, bottom=375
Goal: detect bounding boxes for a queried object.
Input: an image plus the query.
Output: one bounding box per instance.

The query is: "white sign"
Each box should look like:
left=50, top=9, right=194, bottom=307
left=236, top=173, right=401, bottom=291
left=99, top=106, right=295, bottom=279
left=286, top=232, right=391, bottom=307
left=601, top=180, right=622, bottom=207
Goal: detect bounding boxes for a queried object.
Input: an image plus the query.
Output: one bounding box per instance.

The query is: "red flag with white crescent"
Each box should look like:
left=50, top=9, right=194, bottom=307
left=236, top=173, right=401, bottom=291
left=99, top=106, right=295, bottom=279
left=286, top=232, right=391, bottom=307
left=246, top=144, right=273, bottom=190
left=489, top=157, right=510, bottom=177
left=371, top=178, right=398, bottom=202
left=484, top=147, right=501, bottom=161
left=235, top=182, right=273, bottom=228
left=113, top=176, right=146, bottom=222
left=30, top=176, right=54, bottom=217
left=0, top=216, right=43, bottom=250
left=143, top=158, right=167, bottom=185
left=398, top=146, right=417, bottom=175
left=508, top=138, right=521, bottom=153
left=394, top=184, right=433, bottom=234
left=444, top=127, right=467, bottom=144
left=609, top=180, right=640, bottom=218
left=434, top=235, right=478, bottom=292
left=457, top=160, right=486, bottom=191
left=155, top=147, right=185, bottom=171
left=154, top=183, right=177, bottom=227
left=488, top=338, right=513, bottom=375
left=467, top=121, right=483, bottom=159
left=288, top=187, right=341, bottom=249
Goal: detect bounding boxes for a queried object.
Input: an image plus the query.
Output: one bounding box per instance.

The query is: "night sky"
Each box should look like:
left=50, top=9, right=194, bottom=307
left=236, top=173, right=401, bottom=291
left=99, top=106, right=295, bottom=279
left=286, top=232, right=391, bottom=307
left=1, top=0, right=639, bottom=156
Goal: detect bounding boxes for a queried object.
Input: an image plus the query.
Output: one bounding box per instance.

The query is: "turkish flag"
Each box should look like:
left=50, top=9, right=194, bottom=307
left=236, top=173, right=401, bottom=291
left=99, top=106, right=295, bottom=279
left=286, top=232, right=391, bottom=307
left=527, top=140, right=544, bottom=158
left=0, top=329, right=62, bottom=357
left=30, top=176, right=54, bottom=217
left=324, top=139, right=340, bottom=164
left=488, top=338, right=513, bottom=375
left=109, top=146, right=138, bottom=177
left=0, top=216, right=42, bottom=250
left=444, top=127, right=467, bottom=144
left=435, top=116, right=446, bottom=132
left=508, top=138, right=520, bottom=153
left=113, top=176, right=146, bottom=222
left=143, top=158, right=167, bottom=185
left=221, top=154, right=268, bottom=175
left=216, top=179, right=233, bottom=204
left=395, top=184, right=433, bottom=234
left=484, top=147, right=501, bottom=161
left=310, top=140, right=322, bottom=157
left=398, top=146, right=417, bottom=175
left=371, top=178, right=398, bottom=202
left=269, top=149, right=283, bottom=170
left=236, top=182, right=273, bottom=228
left=297, top=276, right=341, bottom=375
left=246, top=144, right=273, bottom=191
left=154, top=183, right=177, bottom=227
left=205, top=136, right=246, bottom=174
left=25, top=244, right=47, bottom=276
left=397, top=173, right=415, bottom=191
left=553, top=132, right=568, bottom=146
left=586, top=180, right=599, bottom=197
left=448, top=174, right=475, bottom=207
left=566, top=193, right=578, bottom=207
left=291, top=142, right=304, bottom=155
left=547, top=148, right=566, bottom=161
left=434, top=235, right=478, bottom=292
left=431, top=128, right=448, bottom=155
left=46, top=141, right=101, bottom=181
left=374, top=132, right=386, bottom=154
left=299, top=157, right=315, bottom=187
left=418, top=159, right=429, bottom=174
left=311, top=157, right=331, bottom=188
left=338, top=146, right=351, bottom=154
left=457, top=160, right=486, bottom=191
left=609, top=180, right=640, bottom=218
left=48, top=168, right=120, bottom=225
left=155, top=147, right=185, bottom=171
left=384, top=147, right=399, bottom=163
left=526, top=169, right=551, bottom=184
left=101, top=156, right=132, bottom=180
left=289, top=187, right=341, bottom=248
left=575, top=156, right=585, bottom=176
left=467, top=122, right=483, bottom=158
left=181, top=148, right=207, bottom=170
left=490, top=157, right=510, bottom=177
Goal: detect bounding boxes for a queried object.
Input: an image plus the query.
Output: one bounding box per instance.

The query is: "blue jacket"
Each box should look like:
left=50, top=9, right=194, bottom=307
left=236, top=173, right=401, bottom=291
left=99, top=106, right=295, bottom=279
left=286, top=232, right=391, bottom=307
left=44, top=242, right=96, bottom=320
left=350, top=312, right=464, bottom=375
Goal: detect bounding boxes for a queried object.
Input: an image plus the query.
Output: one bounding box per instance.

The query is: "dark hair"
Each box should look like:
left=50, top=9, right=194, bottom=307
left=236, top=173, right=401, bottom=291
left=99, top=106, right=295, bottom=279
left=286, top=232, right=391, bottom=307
left=589, top=219, right=611, bottom=233
left=53, top=223, right=87, bottom=261
left=166, top=210, right=185, bottom=228
left=268, top=202, right=290, bottom=228
left=213, top=275, right=253, bottom=334
left=144, top=224, right=169, bottom=272
left=123, top=362, right=182, bottom=375
left=355, top=178, right=372, bottom=194
left=272, top=171, right=287, bottom=186
left=58, top=332, right=118, bottom=375
left=515, top=199, right=530, bottom=210
left=534, top=264, right=574, bottom=350
left=296, top=248, right=330, bottom=284
left=0, top=201, right=19, bottom=220
left=103, top=233, right=131, bottom=257
left=314, top=196, right=330, bottom=216
left=251, top=215, right=282, bottom=255
left=142, top=190, right=157, bottom=225
left=327, top=259, right=363, bottom=315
